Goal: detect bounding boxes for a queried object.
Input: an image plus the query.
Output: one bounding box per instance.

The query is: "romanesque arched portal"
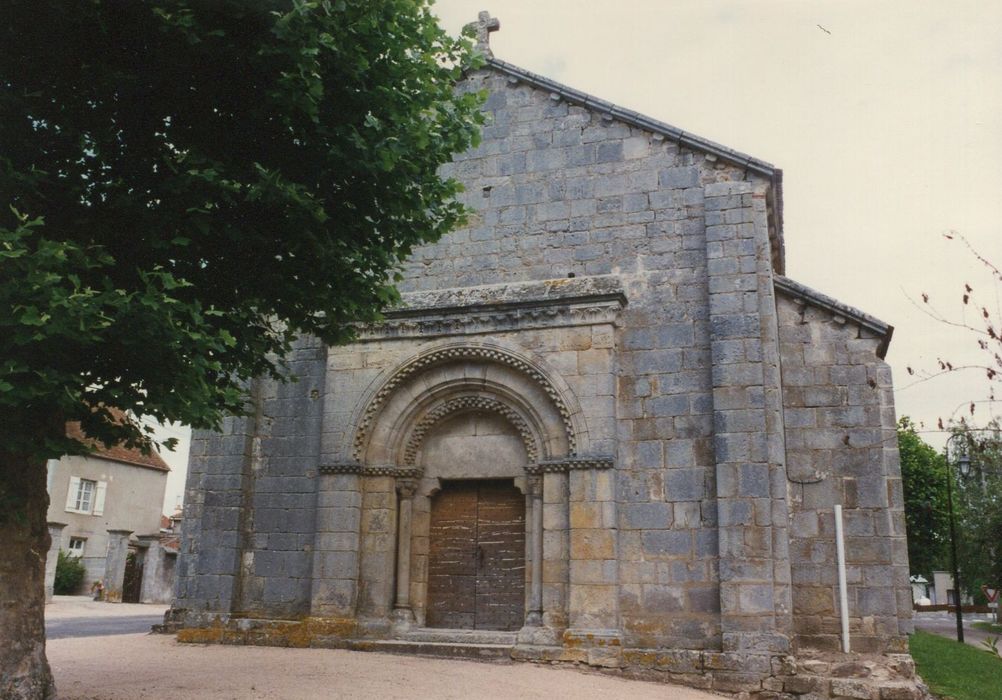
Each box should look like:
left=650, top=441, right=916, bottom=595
left=351, top=342, right=584, bottom=632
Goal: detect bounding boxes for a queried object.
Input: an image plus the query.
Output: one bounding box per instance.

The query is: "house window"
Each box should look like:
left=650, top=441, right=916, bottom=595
left=74, top=479, right=96, bottom=513
left=65, top=477, right=107, bottom=515
left=68, top=537, right=86, bottom=557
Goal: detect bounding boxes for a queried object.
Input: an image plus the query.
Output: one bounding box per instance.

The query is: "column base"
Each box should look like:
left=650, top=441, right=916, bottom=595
left=391, top=606, right=415, bottom=634
left=516, top=622, right=559, bottom=647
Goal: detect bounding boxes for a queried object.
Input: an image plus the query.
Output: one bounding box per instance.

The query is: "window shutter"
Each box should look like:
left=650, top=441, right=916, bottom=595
left=65, top=476, right=80, bottom=512
left=93, top=481, right=107, bottom=516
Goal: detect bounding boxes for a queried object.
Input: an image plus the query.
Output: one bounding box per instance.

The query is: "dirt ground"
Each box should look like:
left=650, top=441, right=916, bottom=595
left=47, top=633, right=722, bottom=700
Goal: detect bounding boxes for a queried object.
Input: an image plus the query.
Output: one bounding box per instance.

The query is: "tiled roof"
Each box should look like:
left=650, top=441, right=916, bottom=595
left=65, top=411, right=171, bottom=472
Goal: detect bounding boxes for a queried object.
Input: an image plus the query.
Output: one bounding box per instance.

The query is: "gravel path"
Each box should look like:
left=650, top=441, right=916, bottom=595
left=48, top=633, right=722, bottom=700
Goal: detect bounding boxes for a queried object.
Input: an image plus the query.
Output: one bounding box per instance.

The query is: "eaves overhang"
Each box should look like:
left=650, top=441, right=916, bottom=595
left=774, top=275, right=894, bottom=359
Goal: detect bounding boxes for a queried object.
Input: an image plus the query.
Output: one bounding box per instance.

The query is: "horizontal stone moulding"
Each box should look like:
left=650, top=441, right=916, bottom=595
left=318, top=463, right=421, bottom=479
left=525, top=456, right=614, bottom=474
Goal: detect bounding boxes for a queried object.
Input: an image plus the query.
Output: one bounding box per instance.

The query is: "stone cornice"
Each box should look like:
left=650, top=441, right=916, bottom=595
left=354, top=276, right=626, bottom=341
left=773, top=275, right=893, bottom=358
left=525, top=456, right=615, bottom=474
left=318, top=463, right=422, bottom=479
left=319, top=456, right=613, bottom=477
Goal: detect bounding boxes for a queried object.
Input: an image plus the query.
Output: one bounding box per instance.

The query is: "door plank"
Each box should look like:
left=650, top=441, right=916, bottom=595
left=475, top=481, right=526, bottom=631
left=427, top=482, right=478, bottom=629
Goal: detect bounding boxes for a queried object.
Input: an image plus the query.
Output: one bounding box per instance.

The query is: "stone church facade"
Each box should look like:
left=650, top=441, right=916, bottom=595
left=170, top=17, right=922, bottom=698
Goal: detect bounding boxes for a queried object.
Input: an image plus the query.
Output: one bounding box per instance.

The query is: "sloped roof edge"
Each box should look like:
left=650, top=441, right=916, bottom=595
left=487, top=58, right=779, bottom=178
left=774, top=275, right=894, bottom=359
left=485, top=57, right=785, bottom=273
left=66, top=420, right=171, bottom=473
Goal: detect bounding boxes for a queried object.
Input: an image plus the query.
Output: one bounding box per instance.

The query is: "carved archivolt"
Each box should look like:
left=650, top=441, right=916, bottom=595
left=352, top=345, right=576, bottom=462
left=402, top=396, right=539, bottom=466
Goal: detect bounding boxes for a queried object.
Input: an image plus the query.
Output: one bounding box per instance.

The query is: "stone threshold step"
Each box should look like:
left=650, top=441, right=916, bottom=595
left=400, top=628, right=518, bottom=645
left=346, top=639, right=514, bottom=662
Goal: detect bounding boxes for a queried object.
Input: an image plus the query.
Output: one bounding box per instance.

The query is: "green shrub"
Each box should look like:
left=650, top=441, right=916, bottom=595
left=54, top=550, right=86, bottom=595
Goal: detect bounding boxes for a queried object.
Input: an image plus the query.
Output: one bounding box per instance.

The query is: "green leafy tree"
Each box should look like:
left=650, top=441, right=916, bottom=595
left=951, top=421, right=1002, bottom=620
left=0, top=2, right=482, bottom=696
left=898, top=417, right=951, bottom=581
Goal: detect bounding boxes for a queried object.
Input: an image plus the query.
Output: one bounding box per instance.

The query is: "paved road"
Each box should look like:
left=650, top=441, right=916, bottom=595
left=46, top=614, right=163, bottom=640
left=913, top=613, right=1000, bottom=655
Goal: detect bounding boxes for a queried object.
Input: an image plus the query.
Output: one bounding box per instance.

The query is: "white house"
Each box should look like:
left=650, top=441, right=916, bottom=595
left=46, top=420, right=169, bottom=597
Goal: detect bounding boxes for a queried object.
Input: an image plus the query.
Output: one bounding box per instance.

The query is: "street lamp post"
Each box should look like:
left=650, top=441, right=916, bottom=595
left=945, top=434, right=972, bottom=644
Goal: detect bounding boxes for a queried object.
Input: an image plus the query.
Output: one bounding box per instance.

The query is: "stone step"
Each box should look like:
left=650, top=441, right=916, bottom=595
left=400, top=628, right=518, bottom=645
left=346, top=639, right=514, bottom=662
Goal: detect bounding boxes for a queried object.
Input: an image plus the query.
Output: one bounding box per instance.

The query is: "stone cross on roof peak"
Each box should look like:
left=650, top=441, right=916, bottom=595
left=466, top=10, right=500, bottom=58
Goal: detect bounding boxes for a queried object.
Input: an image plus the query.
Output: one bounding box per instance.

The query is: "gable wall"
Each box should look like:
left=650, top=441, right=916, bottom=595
left=401, top=69, right=756, bottom=293
left=398, top=69, right=772, bottom=649
left=776, top=295, right=911, bottom=652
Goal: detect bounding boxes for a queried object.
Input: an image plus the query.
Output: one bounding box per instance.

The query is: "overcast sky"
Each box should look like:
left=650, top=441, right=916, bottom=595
left=155, top=1, right=1002, bottom=513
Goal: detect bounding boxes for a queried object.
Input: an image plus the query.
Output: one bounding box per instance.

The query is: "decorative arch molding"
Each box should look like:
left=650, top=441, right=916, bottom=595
left=351, top=340, right=586, bottom=466
left=402, top=395, right=539, bottom=466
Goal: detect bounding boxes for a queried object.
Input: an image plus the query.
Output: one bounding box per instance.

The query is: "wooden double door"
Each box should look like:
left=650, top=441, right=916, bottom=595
left=426, top=479, right=526, bottom=631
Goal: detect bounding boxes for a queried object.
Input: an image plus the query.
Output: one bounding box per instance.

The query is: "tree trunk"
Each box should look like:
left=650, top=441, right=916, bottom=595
left=0, top=451, right=56, bottom=699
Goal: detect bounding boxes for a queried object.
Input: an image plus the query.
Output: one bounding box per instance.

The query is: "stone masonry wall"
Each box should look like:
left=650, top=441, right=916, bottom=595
left=175, top=412, right=254, bottom=615
left=401, top=69, right=754, bottom=293
left=176, top=336, right=327, bottom=619
left=776, top=293, right=911, bottom=653
left=703, top=181, right=792, bottom=660
left=394, top=68, right=770, bottom=650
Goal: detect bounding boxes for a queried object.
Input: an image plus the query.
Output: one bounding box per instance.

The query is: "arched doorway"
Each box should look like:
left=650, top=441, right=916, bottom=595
left=351, top=341, right=586, bottom=635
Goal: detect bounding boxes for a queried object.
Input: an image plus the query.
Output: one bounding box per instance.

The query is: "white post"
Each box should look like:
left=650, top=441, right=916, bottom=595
left=834, top=504, right=850, bottom=653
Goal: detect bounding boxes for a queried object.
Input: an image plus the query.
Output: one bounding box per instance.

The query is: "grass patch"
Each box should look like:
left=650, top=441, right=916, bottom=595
left=910, top=630, right=1002, bottom=700
left=972, top=621, right=1002, bottom=634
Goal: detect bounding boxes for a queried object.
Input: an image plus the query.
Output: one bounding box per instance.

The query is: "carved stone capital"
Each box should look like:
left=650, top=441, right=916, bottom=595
left=395, top=478, right=419, bottom=499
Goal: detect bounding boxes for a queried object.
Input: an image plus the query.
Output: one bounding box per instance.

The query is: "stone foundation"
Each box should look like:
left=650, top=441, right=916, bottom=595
left=169, top=611, right=929, bottom=699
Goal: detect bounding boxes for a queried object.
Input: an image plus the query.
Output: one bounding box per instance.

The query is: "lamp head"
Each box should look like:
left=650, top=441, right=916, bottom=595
left=958, top=452, right=972, bottom=477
